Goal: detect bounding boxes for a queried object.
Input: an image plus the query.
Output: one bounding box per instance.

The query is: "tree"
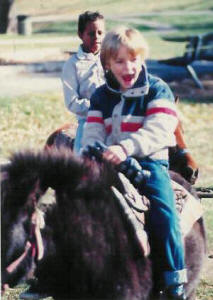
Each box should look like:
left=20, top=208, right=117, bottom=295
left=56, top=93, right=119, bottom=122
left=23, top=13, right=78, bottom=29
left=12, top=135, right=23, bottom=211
left=0, top=0, right=14, bottom=33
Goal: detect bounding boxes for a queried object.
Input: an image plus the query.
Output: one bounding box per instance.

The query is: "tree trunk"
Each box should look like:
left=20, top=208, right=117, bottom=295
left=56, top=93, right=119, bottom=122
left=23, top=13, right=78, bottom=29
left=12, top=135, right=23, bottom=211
left=0, top=0, right=14, bottom=33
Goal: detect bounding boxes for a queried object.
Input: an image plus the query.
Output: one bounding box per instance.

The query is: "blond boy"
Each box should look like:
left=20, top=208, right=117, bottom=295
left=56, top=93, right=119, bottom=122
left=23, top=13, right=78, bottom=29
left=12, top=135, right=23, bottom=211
left=82, top=26, right=187, bottom=299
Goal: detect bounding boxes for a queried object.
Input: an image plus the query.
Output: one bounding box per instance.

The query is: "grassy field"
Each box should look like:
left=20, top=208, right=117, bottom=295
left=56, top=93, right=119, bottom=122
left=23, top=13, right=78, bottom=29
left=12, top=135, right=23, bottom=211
left=30, top=13, right=213, bottom=37
left=1, top=92, right=212, bottom=185
left=14, top=0, right=213, bottom=17
left=0, top=92, right=72, bottom=158
left=1, top=0, right=212, bottom=62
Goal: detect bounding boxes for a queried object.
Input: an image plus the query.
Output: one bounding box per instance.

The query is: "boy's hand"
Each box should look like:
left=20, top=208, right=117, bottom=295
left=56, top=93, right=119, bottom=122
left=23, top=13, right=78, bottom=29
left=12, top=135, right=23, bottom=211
left=102, top=145, right=127, bottom=165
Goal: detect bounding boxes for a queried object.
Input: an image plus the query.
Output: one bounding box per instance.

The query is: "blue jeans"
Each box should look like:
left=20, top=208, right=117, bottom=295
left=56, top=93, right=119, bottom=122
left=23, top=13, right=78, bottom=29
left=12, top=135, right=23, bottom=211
left=73, top=119, right=86, bottom=155
left=139, top=159, right=187, bottom=287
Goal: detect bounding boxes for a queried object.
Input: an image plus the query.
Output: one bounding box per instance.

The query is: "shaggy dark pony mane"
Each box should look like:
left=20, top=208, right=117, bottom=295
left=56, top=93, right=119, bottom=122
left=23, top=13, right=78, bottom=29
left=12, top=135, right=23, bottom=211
left=2, top=148, right=121, bottom=207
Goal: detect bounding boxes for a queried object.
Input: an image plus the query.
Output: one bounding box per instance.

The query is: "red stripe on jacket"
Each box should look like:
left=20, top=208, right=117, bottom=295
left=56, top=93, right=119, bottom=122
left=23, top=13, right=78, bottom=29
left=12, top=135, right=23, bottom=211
left=106, top=125, right=112, bottom=134
left=87, top=116, right=104, bottom=124
left=121, top=122, right=142, bottom=132
left=146, top=107, right=177, bottom=117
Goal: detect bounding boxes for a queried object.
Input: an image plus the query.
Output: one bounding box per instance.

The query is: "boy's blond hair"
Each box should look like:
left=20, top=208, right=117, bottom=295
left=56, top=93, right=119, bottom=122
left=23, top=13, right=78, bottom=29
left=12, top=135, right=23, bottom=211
left=100, top=26, right=149, bottom=69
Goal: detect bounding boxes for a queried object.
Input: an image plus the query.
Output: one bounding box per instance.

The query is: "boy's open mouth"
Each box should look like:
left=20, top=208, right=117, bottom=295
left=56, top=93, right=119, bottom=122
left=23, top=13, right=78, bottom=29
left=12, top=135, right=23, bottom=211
left=122, top=74, right=134, bottom=83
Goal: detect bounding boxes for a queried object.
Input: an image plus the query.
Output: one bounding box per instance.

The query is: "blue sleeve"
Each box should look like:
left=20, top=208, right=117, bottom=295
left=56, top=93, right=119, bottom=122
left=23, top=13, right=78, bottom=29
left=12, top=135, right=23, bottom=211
left=149, top=75, right=175, bottom=102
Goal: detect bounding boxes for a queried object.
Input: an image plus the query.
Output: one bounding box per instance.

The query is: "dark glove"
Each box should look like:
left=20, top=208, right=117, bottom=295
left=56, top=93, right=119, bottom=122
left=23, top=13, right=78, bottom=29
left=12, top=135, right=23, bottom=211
left=82, top=141, right=108, bottom=161
left=118, top=157, right=151, bottom=189
left=83, top=143, right=151, bottom=189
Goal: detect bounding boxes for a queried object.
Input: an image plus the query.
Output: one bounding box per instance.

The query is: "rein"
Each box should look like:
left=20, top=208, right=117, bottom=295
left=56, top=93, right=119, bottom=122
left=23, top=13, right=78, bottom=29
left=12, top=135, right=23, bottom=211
left=6, top=209, right=45, bottom=274
left=6, top=241, right=32, bottom=274
left=6, top=181, right=45, bottom=275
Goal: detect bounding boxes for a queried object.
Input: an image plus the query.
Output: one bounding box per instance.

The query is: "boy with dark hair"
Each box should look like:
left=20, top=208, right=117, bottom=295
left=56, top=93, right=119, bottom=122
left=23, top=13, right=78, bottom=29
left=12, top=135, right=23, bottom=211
left=62, top=11, right=105, bottom=154
left=78, top=11, right=104, bottom=36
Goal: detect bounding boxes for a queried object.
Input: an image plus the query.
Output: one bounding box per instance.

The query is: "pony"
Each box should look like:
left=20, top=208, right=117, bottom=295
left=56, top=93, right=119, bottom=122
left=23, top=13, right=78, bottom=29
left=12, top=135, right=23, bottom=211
left=1, top=149, right=206, bottom=300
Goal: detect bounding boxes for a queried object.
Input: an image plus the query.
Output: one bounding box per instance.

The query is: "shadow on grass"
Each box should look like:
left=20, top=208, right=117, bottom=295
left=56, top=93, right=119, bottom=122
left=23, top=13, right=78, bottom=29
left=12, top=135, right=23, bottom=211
left=33, top=21, right=77, bottom=35
left=176, top=22, right=213, bottom=33
left=169, top=75, right=213, bottom=104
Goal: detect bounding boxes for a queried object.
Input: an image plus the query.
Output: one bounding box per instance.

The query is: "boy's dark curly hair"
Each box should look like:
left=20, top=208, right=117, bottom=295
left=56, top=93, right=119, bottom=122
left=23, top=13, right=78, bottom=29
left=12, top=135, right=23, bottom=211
left=78, top=11, right=104, bottom=34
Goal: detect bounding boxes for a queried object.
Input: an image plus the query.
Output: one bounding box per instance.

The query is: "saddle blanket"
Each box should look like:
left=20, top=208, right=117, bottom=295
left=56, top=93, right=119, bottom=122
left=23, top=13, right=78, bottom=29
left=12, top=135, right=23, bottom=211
left=113, top=174, right=203, bottom=256
left=171, top=180, right=203, bottom=237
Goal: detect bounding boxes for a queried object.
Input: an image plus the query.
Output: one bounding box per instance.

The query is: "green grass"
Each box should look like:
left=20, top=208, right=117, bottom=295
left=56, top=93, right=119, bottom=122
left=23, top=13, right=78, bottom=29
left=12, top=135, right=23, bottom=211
left=2, top=6, right=211, bottom=62
left=0, top=92, right=73, bottom=158
left=1, top=92, right=212, bottom=185
left=0, top=31, right=186, bottom=61
left=135, top=14, right=213, bottom=35
left=33, top=20, right=77, bottom=35
left=17, top=12, right=213, bottom=43
left=1, top=0, right=212, bottom=61
left=25, top=13, right=212, bottom=61
left=197, top=280, right=213, bottom=300
left=14, top=0, right=213, bottom=16
left=203, top=199, right=213, bottom=251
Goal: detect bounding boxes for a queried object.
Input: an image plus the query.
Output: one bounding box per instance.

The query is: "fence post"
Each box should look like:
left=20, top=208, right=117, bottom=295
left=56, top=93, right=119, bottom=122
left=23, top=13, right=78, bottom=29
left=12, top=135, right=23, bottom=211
left=17, top=15, right=32, bottom=35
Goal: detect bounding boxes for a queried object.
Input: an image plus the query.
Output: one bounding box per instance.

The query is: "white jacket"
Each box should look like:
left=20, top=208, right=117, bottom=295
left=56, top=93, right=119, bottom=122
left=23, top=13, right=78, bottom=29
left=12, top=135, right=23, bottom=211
left=82, top=69, right=178, bottom=161
left=61, top=45, right=105, bottom=120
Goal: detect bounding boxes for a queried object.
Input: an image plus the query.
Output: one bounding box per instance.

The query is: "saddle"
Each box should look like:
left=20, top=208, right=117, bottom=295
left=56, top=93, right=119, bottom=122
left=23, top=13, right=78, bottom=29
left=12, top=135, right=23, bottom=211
left=111, top=172, right=203, bottom=257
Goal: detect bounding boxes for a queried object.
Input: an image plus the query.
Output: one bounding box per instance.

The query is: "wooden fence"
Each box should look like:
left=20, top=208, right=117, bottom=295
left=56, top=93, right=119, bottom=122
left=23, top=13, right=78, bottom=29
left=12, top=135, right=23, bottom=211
left=17, top=14, right=76, bottom=35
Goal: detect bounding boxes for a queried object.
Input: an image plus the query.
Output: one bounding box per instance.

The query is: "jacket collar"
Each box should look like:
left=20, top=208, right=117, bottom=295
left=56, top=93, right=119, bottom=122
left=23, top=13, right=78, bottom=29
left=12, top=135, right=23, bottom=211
left=105, top=64, right=149, bottom=97
left=76, top=45, right=100, bottom=61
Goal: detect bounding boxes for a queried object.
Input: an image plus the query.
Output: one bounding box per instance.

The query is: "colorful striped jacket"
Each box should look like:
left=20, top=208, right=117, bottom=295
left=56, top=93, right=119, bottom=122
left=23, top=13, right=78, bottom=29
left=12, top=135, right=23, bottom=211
left=82, top=65, right=178, bottom=161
